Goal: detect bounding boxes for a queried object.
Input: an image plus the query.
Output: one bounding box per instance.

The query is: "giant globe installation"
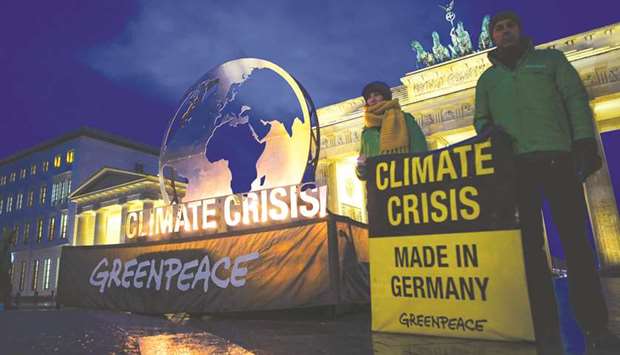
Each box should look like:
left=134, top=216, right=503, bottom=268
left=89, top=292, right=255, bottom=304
left=159, top=58, right=319, bottom=204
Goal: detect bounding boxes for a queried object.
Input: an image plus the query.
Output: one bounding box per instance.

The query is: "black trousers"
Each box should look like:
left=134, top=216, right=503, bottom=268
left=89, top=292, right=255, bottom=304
left=516, top=153, right=608, bottom=336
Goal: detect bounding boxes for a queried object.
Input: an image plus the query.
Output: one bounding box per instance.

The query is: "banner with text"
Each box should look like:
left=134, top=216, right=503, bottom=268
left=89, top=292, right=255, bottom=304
left=58, top=220, right=343, bottom=314
left=367, top=130, right=535, bottom=341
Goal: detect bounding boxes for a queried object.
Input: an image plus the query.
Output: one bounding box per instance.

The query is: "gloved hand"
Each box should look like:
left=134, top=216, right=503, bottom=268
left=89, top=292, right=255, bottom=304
left=356, top=155, right=367, bottom=181
left=572, top=138, right=602, bottom=182
left=481, top=123, right=514, bottom=154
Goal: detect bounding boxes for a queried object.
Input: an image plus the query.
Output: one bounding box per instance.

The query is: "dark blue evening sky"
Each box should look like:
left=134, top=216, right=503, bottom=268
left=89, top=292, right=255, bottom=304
left=0, top=0, right=617, bottom=159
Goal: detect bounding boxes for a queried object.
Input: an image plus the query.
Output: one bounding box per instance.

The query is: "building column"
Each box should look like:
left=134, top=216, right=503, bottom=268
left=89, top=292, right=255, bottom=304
left=584, top=130, right=620, bottom=271
left=326, top=161, right=339, bottom=214
left=76, top=211, right=96, bottom=246
left=119, top=204, right=129, bottom=244
left=93, top=210, right=105, bottom=245
left=74, top=213, right=85, bottom=246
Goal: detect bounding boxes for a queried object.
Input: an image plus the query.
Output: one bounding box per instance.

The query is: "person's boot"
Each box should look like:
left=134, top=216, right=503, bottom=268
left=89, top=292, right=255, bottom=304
left=586, top=328, right=620, bottom=353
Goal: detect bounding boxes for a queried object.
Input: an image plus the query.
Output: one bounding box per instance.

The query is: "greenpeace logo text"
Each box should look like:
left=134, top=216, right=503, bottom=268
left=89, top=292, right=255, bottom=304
left=89, top=252, right=260, bottom=293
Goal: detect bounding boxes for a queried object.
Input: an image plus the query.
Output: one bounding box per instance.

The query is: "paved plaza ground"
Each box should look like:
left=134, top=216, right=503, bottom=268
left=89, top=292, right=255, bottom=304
left=1, top=277, right=619, bottom=354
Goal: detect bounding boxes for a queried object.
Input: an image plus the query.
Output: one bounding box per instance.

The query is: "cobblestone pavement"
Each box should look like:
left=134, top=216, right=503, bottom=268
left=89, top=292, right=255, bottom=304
left=0, top=278, right=618, bottom=354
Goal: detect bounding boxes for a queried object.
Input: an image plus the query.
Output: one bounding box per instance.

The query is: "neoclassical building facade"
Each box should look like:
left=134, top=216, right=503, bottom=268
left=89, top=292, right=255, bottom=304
left=70, top=167, right=185, bottom=247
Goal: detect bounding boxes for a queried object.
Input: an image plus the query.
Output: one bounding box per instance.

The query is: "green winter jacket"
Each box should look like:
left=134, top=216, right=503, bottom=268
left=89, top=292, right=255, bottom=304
left=356, top=112, right=427, bottom=179
left=474, top=44, right=595, bottom=154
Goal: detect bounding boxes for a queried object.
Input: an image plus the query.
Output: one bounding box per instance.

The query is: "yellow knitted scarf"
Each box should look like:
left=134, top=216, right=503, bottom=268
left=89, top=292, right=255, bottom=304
left=364, top=99, right=409, bottom=154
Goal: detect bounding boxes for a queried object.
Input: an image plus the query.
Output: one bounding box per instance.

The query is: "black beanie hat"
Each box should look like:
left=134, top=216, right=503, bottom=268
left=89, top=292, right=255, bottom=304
left=362, top=81, right=392, bottom=102
left=489, top=11, right=521, bottom=33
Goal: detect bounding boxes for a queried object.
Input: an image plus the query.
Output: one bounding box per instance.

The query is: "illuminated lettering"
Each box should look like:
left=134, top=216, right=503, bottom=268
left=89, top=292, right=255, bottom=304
left=188, top=201, right=201, bottom=231
left=289, top=185, right=298, bottom=219
left=122, top=184, right=329, bottom=239
left=224, top=196, right=241, bottom=226
left=155, top=206, right=174, bottom=235
left=173, top=204, right=191, bottom=233
left=147, top=209, right=155, bottom=236
left=242, top=192, right=260, bottom=225
left=269, top=187, right=289, bottom=220
left=125, top=212, right=138, bottom=239
left=299, top=187, right=320, bottom=217
left=260, top=190, right=269, bottom=222
left=201, top=199, right=217, bottom=230
left=138, top=211, right=144, bottom=236
left=319, top=185, right=328, bottom=217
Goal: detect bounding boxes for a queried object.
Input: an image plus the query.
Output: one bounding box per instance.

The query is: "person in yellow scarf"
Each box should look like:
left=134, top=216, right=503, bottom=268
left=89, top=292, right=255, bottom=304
left=356, top=81, right=427, bottom=180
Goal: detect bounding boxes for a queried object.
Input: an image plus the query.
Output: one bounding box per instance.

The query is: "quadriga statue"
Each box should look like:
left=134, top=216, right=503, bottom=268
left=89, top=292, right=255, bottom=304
left=456, top=22, right=473, bottom=56
left=478, top=15, right=493, bottom=50
left=410, top=40, right=436, bottom=67
left=431, top=31, right=451, bottom=63
left=449, top=21, right=473, bottom=58
left=448, top=30, right=460, bottom=58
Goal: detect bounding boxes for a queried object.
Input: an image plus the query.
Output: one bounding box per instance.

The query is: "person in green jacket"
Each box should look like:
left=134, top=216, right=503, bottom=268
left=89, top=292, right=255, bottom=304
left=356, top=81, right=427, bottom=179
left=475, top=11, right=618, bottom=350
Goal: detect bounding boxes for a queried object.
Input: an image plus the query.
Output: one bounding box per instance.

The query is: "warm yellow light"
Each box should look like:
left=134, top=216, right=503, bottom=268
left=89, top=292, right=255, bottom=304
left=336, top=158, right=365, bottom=206
left=432, top=127, right=477, bottom=149
left=138, top=332, right=253, bottom=355
left=66, top=149, right=74, bottom=164
left=104, top=212, right=122, bottom=245
left=126, top=185, right=327, bottom=240
left=53, top=154, right=62, bottom=168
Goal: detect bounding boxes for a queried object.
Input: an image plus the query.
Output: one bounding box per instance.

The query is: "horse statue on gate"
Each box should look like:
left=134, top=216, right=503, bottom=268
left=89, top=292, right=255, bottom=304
left=478, top=15, right=493, bottom=50
left=449, top=21, right=473, bottom=58
left=410, top=40, right=435, bottom=67
left=431, top=31, right=451, bottom=63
